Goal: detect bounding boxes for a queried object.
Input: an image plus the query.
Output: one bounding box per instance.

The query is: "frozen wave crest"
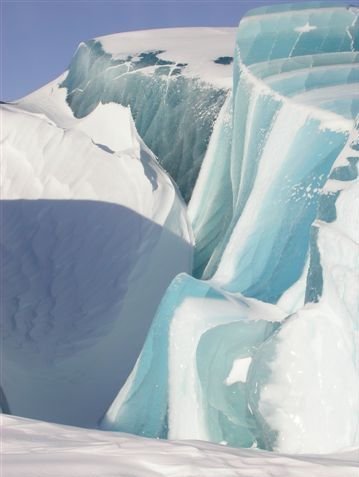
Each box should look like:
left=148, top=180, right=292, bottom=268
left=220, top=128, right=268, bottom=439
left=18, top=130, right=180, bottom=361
left=103, top=2, right=359, bottom=454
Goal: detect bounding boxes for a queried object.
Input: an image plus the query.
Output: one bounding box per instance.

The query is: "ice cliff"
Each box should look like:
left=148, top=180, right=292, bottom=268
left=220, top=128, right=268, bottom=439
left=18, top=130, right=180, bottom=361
left=1, top=1, right=358, bottom=456
left=102, top=2, right=359, bottom=454
left=58, top=28, right=236, bottom=202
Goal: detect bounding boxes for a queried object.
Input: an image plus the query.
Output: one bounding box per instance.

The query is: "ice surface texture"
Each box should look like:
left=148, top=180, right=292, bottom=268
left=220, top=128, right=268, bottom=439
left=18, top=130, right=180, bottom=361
left=103, top=3, right=359, bottom=453
left=59, top=28, right=236, bottom=202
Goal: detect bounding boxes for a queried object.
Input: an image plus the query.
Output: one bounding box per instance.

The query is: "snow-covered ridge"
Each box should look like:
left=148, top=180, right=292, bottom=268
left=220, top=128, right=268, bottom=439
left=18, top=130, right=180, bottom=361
left=97, top=27, right=236, bottom=88
left=53, top=28, right=236, bottom=201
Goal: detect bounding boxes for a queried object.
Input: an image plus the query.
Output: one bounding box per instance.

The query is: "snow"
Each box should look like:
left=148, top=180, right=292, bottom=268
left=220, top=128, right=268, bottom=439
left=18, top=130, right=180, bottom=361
left=73, top=102, right=135, bottom=152
left=97, top=27, right=236, bottom=89
left=1, top=98, right=193, bottom=426
left=248, top=304, right=359, bottom=453
left=2, top=415, right=359, bottom=477
left=17, top=72, right=75, bottom=125
left=45, top=28, right=235, bottom=202
left=225, top=357, right=252, bottom=385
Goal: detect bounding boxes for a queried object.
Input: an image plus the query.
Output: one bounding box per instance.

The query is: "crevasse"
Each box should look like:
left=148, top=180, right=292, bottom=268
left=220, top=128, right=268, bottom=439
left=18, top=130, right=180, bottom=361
left=102, top=2, right=359, bottom=454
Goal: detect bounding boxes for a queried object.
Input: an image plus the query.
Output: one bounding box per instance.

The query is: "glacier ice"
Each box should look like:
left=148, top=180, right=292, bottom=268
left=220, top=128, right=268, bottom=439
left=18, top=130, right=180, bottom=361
left=58, top=28, right=236, bottom=202
left=248, top=124, right=359, bottom=453
left=2, top=0, right=359, bottom=457
left=102, top=274, right=285, bottom=447
left=4, top=415, right=359, bottom=477
left=102, top=2, right=359, bottom=454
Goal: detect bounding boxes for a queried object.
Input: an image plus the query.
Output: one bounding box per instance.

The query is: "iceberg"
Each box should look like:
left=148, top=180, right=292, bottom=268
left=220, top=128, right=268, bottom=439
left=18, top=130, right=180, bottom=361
left=102, top=2, right=359, bottom=454
left=2, top=0, right=358, bottom=458
left=42, top=28, right=236, bottom=202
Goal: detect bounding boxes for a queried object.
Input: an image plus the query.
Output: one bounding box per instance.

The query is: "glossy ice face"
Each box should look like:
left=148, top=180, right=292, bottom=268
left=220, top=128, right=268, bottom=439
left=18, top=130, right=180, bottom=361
left=59, top=28, right=236, bottom=202
left=103, top=2, right=359, bottom=454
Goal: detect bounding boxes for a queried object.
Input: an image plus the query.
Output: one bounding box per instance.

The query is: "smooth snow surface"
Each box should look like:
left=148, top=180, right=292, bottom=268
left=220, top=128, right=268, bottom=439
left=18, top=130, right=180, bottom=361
left=3, top=415, right=359, bottom=477
left=1, top=95, right=193, bottom=426
left=98, top=27, right=236, bottom=88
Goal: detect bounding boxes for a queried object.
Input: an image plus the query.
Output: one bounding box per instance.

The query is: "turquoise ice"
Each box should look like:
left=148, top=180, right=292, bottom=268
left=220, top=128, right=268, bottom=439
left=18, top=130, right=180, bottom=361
left=102, top=2, right=359, bottom=453
left=60, top=33, right=233, bottom=202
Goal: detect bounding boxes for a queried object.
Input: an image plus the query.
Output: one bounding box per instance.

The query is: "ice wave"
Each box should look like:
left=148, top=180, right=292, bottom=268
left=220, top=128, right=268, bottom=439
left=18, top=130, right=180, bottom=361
left=103, top=2, right=359, bottom=454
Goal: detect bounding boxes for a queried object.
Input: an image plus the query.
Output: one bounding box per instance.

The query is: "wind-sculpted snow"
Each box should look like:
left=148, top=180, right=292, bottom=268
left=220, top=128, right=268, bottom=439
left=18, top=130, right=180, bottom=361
left=1, top=101, right=193, bottom=426
left=58, top=28, right=236, bottom=202
left=3, top=415, right=359, bottom=477
left=103, top=2, right=359, bottom=454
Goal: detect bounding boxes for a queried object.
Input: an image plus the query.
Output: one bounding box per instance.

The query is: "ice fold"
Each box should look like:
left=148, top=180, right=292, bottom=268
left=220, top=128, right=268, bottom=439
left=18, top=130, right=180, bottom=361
left=103, top=2, right=359, bottom=453
left=58, top=28, right=236, bottom=202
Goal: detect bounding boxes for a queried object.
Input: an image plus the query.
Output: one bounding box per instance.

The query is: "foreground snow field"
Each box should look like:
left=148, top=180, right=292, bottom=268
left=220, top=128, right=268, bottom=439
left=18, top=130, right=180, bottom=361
left=2, top=415, right=359, bottom=477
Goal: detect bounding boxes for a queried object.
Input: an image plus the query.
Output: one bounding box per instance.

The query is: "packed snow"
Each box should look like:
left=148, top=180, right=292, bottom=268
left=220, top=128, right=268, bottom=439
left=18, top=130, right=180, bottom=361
left=44, top=28, right=236, bottom=201
left=3, top=415, right=359, bottom=477
left=98, top=27, right=236, bottom=88
left=1, top=98, right=193, bottom=426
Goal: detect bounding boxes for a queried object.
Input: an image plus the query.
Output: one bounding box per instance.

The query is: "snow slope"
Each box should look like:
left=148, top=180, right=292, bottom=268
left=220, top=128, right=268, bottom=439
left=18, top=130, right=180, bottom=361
left=18, top=28, right=236, bottom=202
left=1, top=97, right=193, bottom=426
left=98, top=27, right=236, bottom=88
left=2, top=415, right=359, bottom=477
